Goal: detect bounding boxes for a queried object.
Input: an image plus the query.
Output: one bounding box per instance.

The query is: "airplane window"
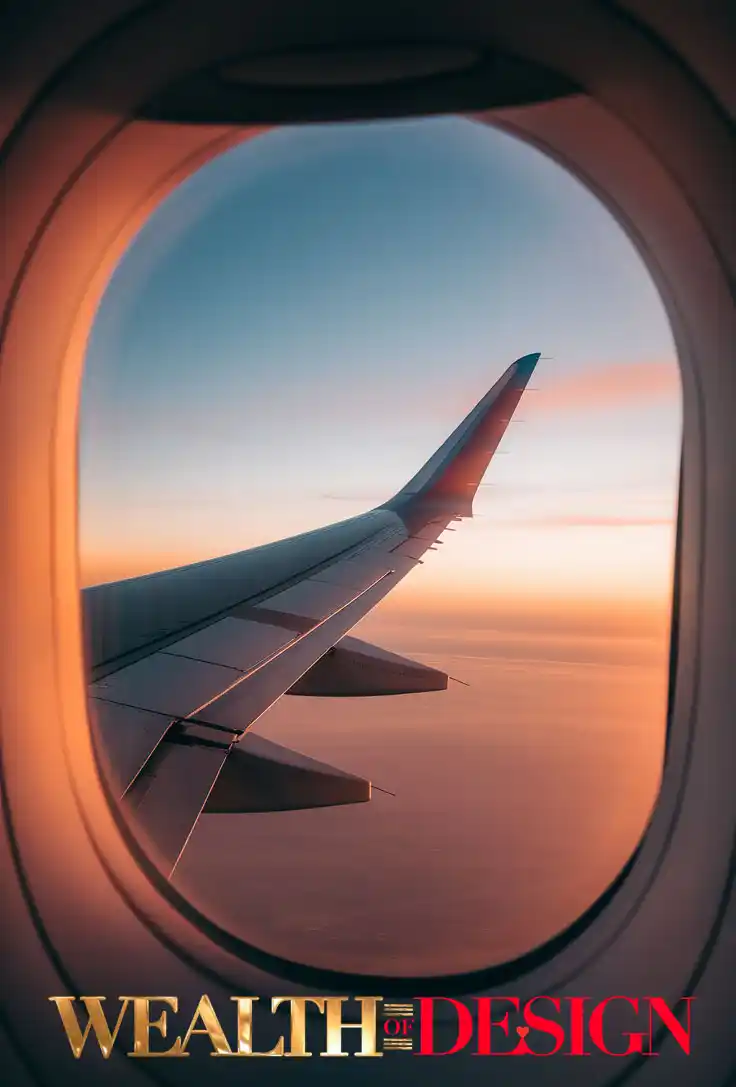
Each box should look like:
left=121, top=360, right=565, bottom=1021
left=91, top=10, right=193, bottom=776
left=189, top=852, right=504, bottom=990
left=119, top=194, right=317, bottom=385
left=80, top=116, right=681, bottom=976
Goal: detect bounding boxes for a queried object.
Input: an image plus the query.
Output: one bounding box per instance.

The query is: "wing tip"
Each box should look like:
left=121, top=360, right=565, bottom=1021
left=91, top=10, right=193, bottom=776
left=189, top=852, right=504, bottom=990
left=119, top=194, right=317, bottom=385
left=512, top=351, right=541, bottom=380
left=382, top=351, right=541, bottom=517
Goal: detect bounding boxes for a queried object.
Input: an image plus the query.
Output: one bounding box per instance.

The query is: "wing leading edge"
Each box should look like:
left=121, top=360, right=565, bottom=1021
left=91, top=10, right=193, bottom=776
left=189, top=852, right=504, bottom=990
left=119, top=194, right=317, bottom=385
left=86, top=353, right=539, bottom=875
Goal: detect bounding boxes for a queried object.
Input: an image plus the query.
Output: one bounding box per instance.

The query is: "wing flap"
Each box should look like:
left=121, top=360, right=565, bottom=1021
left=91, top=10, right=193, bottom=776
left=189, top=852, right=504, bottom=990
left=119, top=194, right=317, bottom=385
left=100, top=571, right=397, bottom=872
left=253, top=577, right=359, bottom=621
left=125, top=729, right=231, bottom=874
left=90, top=653, right=240, bottom=718
left=288, top=635, right=448, bottom=697
left=90, top=700, right=174, bottom=794
left=163, top=616, right=296, bottom=671
left=182, top=571, right=397, bottom=734
left=204, top=733, right=371, bottom=814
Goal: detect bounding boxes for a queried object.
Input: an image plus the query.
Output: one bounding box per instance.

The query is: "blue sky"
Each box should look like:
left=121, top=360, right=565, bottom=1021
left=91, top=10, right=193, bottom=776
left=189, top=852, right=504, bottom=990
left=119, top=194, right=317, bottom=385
left=80, top=115, right=681, bottom=599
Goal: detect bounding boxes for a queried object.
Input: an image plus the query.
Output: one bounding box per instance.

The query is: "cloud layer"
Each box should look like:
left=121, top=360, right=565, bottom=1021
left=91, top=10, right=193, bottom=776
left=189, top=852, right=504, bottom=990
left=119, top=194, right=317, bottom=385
left=528, top=359, right=679, bottom=414
left=493, top=513, right=674, bottom=529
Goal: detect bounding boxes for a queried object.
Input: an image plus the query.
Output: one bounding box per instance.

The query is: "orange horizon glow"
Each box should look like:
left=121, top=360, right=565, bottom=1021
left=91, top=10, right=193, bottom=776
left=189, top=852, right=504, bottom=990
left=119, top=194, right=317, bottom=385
left=79, top=549, right=674, bottom=632
left=80, top=346, right=681, bottom=602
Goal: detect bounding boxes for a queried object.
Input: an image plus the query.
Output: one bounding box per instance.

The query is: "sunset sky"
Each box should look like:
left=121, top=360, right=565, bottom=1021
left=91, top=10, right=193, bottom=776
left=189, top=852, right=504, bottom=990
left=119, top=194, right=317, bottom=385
left=80, top=116, right=681, bottom=974
left=79, top=115, right=681, bottom=603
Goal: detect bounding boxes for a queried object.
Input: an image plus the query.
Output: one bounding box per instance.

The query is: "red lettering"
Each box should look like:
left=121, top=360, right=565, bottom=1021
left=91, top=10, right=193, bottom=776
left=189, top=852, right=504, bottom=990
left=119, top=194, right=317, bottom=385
left=475, top=998, right=521, bottom=1055
left=589, top=997, right=646, bottom=1056
left=646, top=997, right=693, bottom=1055
left=567, top=997, right=591, bottom=1056
left=522, top=997, right=565, bottom=1056
left=417, top=998, right=473, bottom=1056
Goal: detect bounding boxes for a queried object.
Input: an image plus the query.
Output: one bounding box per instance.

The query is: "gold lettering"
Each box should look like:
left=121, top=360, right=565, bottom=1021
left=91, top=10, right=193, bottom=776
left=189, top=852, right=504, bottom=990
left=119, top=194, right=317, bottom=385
left=49, top=993, right=383, bottom=1059
left=322, top=997, right=382, bottom=1057
left=231, top=997, right=284, bottom=1056
left=180, top=994, right=232, bottom=1057
left=49, top=997, right=131, bottom=1059
left=128, top=997, right=184, bottom=1057
left=272, top=997, right=325, bottom=1057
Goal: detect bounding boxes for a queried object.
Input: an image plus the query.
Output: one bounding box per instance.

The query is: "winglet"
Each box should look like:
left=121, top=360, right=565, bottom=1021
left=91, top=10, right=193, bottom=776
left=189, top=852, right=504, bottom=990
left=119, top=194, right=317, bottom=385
left=382, top=353, right=540, bottom=520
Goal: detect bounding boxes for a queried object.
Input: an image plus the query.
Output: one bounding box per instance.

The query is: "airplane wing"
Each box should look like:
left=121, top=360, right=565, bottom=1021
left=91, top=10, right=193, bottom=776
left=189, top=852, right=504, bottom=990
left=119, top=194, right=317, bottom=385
left=84, top=352, right=539, bottom=875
